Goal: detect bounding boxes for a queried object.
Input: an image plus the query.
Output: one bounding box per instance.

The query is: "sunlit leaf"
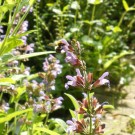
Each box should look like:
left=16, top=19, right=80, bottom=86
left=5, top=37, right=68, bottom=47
left=104, top=51, right=134, bottom=70
left=0, top=109, right=32, bottom=123
left=34, top=127, right=60, bottom=135
left=11, top=75, right=26, bottom=81
left=52, top=8, right=62, bottom=14
left=71, top=1, right=80, bottom=10
left=81, top=35, right=94, bottom=45
left=103, top=105, right=114, bottom=109
left=69, top=109, right=76, bottom=118
left=122, top=0, right=129, bottom=11
left=65, top=93, right=80, bottom=110
left=113, top=26, right=122, bottom=33
left=0, top=4, right=14, bottom=13
left=29, top=0, right=35, bottom=6
left=8, top=51, right=55, bottom=62
left=16, top=30, right=37, bottom=38
left=20, top=131, right=28, bottom=135
left=88, top=0, right=103, bottom=5
left=15, top=87, right=26, bottom=101
left=0, top=78, right=15, bottom=84
left=0, top=37, right=23, bottom=56
left=53, top=118, right=67, bottom=131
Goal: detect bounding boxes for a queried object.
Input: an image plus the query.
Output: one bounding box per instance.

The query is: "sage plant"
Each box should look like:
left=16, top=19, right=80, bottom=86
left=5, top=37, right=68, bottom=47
left=56, top=39, right=110, bottom=135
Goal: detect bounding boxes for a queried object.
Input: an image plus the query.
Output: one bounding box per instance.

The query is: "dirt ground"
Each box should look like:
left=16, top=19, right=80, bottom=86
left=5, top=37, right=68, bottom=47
left=103, top=79, right=135, bottom=135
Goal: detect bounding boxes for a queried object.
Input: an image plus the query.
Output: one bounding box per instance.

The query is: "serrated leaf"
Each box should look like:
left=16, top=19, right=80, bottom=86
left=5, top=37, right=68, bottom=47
left=65, top=93, right=80, bottom=110
left=33, top=127, right=60, bottom=135
left=122, top=0, right=129, bottom=11
left=0, top=109, right=32, bottom=123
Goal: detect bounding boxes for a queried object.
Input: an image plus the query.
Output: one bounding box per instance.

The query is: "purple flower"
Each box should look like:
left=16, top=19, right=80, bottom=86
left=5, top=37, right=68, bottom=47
left=66, top=118, right=77, bottom=134
left=25, top=43, right=34, bottom=53
left=65, top=51, right=81, bottom=66
left=65, top=69, right=84, bottom=89
left=52, top=97, right=64, bottom=111
left=93, top=72, right=110, bottom=88
left=59, top=39, right=70, bottom=53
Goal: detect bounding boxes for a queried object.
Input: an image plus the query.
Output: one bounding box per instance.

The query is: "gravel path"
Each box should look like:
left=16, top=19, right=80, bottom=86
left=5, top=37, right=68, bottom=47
left=103, top=79, right=135, bottom=135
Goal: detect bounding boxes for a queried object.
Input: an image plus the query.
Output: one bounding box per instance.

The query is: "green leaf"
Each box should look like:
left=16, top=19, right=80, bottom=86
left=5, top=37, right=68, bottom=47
left=0, top=4, right=14, bottom=13
left=15, top=87, right=26, bottom=101
left=103, top=105, right=114, bottom=109
left=106, top=25, right=122, bottom=33
left=0, top=109, right=32, bottom=123
left=5, top=0, right=15, bottom=4
left=8, top=51, right=55, bottom=62
left=122, top=0, right=129, bottom=11
left=71, top=1, right=80, bottom=10
left=65, top=93, right=80, bottom=110
left=81, top=35, right=94, bottom=45
left=113, top=26, right=122, bottom=33
left=20, top=131, right=28, bottom=135
left=52, top=8, right=62, bottom=14
left=69, top=109, right=77, bottom=118
left=1, top=53, right=13, bottom=63
left=88, top=0, right=103, bottom=5
left=0, top=78, right=15, bottom=84
left=0, top=37, right=23, bottom=56
left=33, top=127, right=60, bottom=135
left=11, top=75, right=26, bottom=81
left=104, top=51, right=134, bottom=70
left=128, top=7, right=135, bottom=11
left=53, top=118, right=67, bottom=131
left=87, top=92, right=94, bottom=99
left=16, top=30, right=37, bottom=38
left=29, top=0, right=35, bottom=6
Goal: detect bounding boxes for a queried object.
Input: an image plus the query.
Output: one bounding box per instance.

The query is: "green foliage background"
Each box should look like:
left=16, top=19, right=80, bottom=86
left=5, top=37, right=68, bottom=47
left=0, top=0, right=135, bottom=134
left=28, top=0, right=135, bottom=89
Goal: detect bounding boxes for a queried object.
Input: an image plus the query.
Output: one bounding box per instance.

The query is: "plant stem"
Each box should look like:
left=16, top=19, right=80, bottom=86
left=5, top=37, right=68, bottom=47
left=44, top=113, right=49, bottom=127
left=0, top=92, right=3, bottom=101
left=117, top=11, right=127, bottom=27
left=12, top=102, right=18, bottom=135
left=88, top=5, right=96, bottom=36
left=0, top=0, right=21, bottom=56
left=11, top=6, right=31, bottom=36
left=87, top=91, right=93, bottom=135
